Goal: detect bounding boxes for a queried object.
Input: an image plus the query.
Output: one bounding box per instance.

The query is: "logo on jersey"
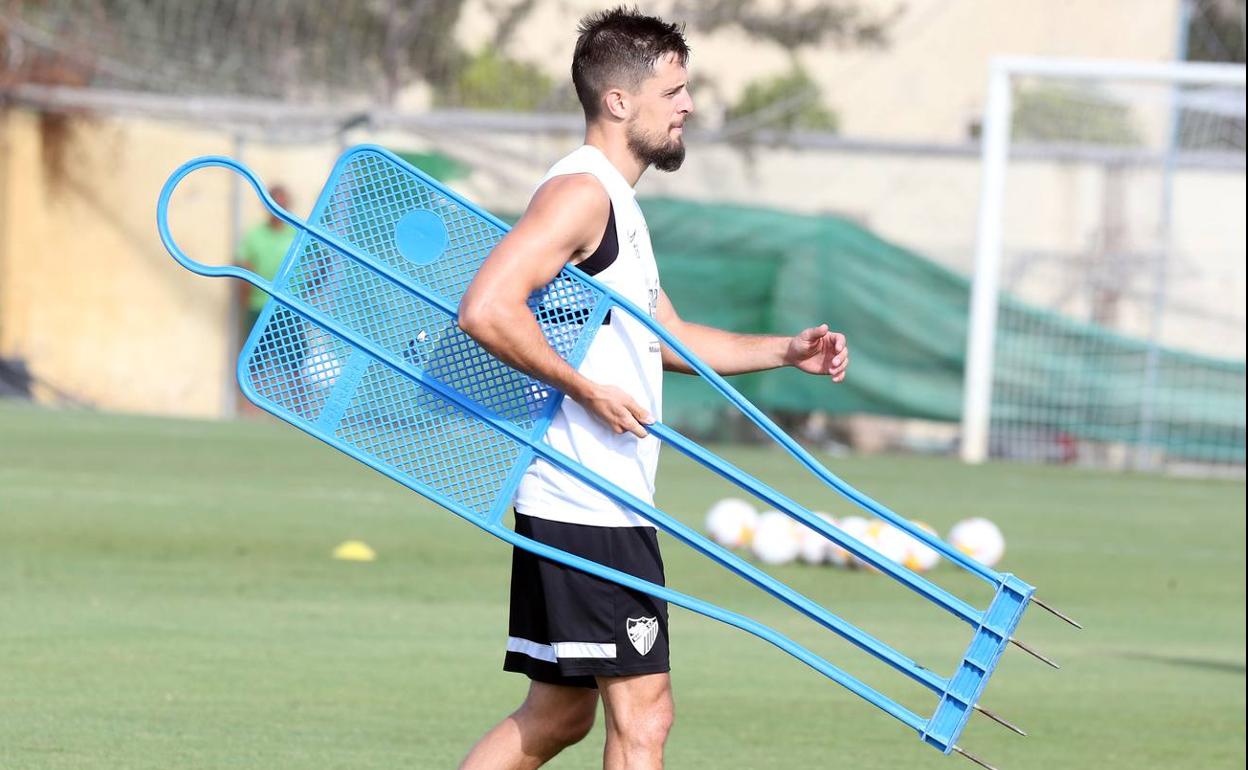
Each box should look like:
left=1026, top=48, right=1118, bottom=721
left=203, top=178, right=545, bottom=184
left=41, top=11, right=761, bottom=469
left=626, top=616, right=659, bottom=656
left=628, top=228, right=642, bottom=260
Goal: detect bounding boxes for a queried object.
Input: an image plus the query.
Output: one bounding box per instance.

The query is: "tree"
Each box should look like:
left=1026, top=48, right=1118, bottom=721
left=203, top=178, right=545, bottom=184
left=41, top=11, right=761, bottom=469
left=725, top=68, right=839, bottom=133
left=437, top=46, right=555, bottom=111
left=674, top=0, right=899, bottom=49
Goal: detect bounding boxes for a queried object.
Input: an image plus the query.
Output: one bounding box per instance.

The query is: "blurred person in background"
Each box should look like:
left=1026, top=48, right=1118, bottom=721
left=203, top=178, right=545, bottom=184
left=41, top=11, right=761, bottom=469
left=235, top=185, right=296, bottom=416
left=236, top=184, right=295, bottom=342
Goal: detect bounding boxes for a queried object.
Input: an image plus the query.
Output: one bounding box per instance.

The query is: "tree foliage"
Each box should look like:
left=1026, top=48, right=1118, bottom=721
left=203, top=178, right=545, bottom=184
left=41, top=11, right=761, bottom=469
left=7, top=0, right=895, bottom=113
left=725, top=67, right=839, bottom=132
left=674, top=0, right=899, bottom=49
left=437, top=46, right=555, bottom=111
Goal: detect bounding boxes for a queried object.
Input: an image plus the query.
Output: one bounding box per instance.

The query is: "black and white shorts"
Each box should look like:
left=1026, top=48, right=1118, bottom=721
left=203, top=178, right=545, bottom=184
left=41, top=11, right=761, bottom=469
left=504, top=511, right=670, bottom=689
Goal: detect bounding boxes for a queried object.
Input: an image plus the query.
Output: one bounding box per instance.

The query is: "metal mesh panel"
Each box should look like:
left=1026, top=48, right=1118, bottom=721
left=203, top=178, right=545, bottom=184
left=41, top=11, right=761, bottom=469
left=240, top=148, right=606, bottom=516
left=312, top=150, right=504, bottom=305
left=244, top=307, right=340, bottom=423
left=335, top=363, right=523, bottom=517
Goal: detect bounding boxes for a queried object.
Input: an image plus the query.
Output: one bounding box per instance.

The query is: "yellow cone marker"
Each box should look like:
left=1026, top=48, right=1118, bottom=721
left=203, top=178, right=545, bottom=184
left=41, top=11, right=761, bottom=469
left=332, top=540, right=376, bottom=562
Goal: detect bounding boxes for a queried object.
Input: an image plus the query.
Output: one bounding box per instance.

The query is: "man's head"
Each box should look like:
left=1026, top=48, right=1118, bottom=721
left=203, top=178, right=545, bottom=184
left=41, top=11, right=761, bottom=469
left=268, top=185, right=290, bottom=227
left=573, top=6, right=693, bottom=172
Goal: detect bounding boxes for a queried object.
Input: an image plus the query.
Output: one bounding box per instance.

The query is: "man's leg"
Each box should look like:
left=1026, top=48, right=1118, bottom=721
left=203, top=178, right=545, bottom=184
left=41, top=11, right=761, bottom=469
left=459, top=680, right=599, bottom=770
left=598, top=672, right=674, bottom=770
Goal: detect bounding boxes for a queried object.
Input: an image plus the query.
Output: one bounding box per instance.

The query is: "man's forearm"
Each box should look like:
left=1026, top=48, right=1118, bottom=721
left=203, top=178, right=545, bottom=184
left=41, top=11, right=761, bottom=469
left=661, top=321, right=789, bottom=375
left=458, top=305, right=593, bottom=400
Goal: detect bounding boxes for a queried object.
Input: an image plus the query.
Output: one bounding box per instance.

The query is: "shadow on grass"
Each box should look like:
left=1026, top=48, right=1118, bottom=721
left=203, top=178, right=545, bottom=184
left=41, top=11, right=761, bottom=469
left=1119, top=651, right=1246, bottom=676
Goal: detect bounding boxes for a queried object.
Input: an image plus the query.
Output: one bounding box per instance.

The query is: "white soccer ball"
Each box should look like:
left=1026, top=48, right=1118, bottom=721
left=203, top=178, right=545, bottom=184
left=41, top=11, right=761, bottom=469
left=949, top=517, right=1005, bottom=568
left=837, top=515, right=871, bottom=569
left=901, top=520, right=942, bottom=573
left=705, top=498, right=758, bottom=549
left=863, top=520, right=910, bottom=573
left=302, top=347, right=341, bottom=390
left=820, top=513, right=853, bottom=568
left=750, top=511, right=800, bottom=565
left=796, top=513, right=835, bottom=565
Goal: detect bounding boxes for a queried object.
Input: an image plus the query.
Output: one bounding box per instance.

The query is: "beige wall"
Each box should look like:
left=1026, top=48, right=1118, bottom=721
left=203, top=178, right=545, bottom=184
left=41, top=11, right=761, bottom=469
left=0, top=110, right=340, bottom=417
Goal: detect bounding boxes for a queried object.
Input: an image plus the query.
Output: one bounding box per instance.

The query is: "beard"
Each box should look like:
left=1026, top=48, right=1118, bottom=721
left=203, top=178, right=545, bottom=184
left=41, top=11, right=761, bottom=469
left=626, top=119, right=686, bottom=172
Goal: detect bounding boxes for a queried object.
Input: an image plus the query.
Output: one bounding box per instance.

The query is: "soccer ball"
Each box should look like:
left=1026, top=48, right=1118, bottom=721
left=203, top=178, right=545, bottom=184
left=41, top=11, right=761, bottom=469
left=820, top=513, right=853, bottom=568
left=750, top=511, right=800, bottom=565
left=949, top=517, right=1005, bottom=567
left=901, top=520, right=941, bottom=572
left=836, top=515, right=871, bottom=569
left=704, top=498, right=758, bottom=549
left=863, top=520, right=910, bottom=573
left=796, top=513, right=836, bottom=565
left=302, top=347, right=341, bottom=390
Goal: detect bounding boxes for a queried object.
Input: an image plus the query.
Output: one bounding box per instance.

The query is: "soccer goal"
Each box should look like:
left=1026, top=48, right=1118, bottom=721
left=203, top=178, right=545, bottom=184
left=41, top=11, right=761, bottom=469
left=960, top=57, right=1246, bottom=473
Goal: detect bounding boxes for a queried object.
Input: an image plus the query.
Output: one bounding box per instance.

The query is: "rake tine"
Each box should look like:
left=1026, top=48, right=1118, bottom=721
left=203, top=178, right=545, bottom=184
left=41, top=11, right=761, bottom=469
left=954, top=745, right=1000, bottom=770
left=974, top=704, right=1028, bottom=737
left=1009, top=637, right=1061, bottom=669
left=1032, top=595, right=1084, bottom=630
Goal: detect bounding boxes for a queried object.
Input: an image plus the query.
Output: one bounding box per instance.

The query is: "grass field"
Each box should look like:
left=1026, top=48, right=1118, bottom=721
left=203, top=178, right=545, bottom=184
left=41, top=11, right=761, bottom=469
left=1, top=401, right=1244, bottom=769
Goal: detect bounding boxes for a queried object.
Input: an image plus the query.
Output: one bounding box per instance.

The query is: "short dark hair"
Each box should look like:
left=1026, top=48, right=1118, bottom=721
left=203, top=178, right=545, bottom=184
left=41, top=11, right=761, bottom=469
left=572, top=6, right=690, bottom=119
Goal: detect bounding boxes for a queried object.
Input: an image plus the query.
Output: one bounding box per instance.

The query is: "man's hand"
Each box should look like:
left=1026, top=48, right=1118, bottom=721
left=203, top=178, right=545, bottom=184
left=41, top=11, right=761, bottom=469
left=577, top=383, right=654, bottom=438
left=784, top=324, right=849, bottom=383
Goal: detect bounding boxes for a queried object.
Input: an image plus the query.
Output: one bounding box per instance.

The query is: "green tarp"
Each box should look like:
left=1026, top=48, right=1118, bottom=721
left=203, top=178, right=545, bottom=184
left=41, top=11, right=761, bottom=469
left=640, top=198, right=1245, bottom=461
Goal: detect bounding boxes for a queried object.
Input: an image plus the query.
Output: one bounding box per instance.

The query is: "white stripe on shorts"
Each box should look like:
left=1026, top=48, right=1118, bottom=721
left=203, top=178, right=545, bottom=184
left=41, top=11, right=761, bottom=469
left=507, top=636, right=617, bottom=661
left=552, top=641, right=617, bottom=659
left=507, top=636, right=557, bottom=663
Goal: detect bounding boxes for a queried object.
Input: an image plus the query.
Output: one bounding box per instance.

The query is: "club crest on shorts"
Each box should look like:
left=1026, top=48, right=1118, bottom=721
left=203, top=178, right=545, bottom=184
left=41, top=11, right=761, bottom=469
left=626, top=616, right=659, bottom=656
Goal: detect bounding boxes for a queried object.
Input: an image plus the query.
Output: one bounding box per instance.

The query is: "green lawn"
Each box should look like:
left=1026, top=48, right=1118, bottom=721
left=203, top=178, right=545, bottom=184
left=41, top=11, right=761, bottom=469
left=1, top=402, right=1243, bottom=769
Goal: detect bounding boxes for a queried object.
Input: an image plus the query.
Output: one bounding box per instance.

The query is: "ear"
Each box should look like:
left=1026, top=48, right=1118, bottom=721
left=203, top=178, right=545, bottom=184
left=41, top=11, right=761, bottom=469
left=603, top=87, right=630, bottom=121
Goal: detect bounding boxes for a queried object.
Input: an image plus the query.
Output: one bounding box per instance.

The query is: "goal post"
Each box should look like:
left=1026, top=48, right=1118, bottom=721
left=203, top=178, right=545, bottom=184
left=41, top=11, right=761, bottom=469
left=961, top=57, right=1247, bottom=470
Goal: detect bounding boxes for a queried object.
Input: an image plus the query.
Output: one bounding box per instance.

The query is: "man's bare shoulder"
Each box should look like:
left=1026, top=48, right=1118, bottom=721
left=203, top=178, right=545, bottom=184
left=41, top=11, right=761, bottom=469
left=510, top=173, right=611, bottom=258
left=528, top=173, right=610, bottom=219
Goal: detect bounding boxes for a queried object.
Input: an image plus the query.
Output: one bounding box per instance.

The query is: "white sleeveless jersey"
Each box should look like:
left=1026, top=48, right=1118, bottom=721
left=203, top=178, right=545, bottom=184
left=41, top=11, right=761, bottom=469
left=513, top=145, right=663, bottom=528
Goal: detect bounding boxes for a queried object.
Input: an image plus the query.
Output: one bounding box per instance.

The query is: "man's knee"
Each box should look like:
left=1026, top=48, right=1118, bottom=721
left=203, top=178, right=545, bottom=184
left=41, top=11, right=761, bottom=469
left=603, top=680, right=674, bottom=751
left=619, top=698, right=673, bottom=749
left=550, top=701, right=597, bottom=747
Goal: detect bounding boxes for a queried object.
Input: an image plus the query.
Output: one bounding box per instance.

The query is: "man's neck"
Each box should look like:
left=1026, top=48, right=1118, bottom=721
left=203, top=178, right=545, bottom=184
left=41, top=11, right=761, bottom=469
left=584, top=124, right=646, bottom=187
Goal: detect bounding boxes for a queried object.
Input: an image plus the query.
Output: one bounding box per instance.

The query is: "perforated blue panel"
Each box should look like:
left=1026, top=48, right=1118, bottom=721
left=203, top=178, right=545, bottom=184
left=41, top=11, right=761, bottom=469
left=241, top=147, right=607, bottom=518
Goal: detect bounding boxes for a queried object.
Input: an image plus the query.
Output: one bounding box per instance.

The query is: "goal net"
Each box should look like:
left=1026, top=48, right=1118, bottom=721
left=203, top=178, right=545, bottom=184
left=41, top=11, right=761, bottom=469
left=961, top=58, right=1246, bottom=473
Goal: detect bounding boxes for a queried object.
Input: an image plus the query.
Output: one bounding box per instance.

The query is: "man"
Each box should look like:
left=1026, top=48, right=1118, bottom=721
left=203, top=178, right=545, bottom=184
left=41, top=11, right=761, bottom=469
left=457, top=8, right=849, bottom=769
left=235, top=185, right=297, bottom=414
left=236, top=185, right=296, bottom=342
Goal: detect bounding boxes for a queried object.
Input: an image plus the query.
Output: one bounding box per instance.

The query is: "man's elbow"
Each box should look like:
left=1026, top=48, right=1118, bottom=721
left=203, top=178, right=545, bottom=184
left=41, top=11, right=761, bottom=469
left=457, top=298, right=491, bottom=340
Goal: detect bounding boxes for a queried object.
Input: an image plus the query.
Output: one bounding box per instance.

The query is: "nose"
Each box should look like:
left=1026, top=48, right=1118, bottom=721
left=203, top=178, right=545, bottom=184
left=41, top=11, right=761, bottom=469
left=682, top=91, right=694, bottom=116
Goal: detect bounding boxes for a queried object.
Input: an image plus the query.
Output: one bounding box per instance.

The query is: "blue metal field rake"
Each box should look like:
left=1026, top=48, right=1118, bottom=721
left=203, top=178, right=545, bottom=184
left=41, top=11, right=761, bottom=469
left=157, top=146, right=1078, bottom=768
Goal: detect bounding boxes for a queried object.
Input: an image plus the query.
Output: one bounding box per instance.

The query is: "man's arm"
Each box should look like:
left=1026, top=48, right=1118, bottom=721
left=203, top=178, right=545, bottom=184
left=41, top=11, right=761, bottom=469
left=458, top=175, right=654, bottom=438
left=655, top=290, right=849, bottom=382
